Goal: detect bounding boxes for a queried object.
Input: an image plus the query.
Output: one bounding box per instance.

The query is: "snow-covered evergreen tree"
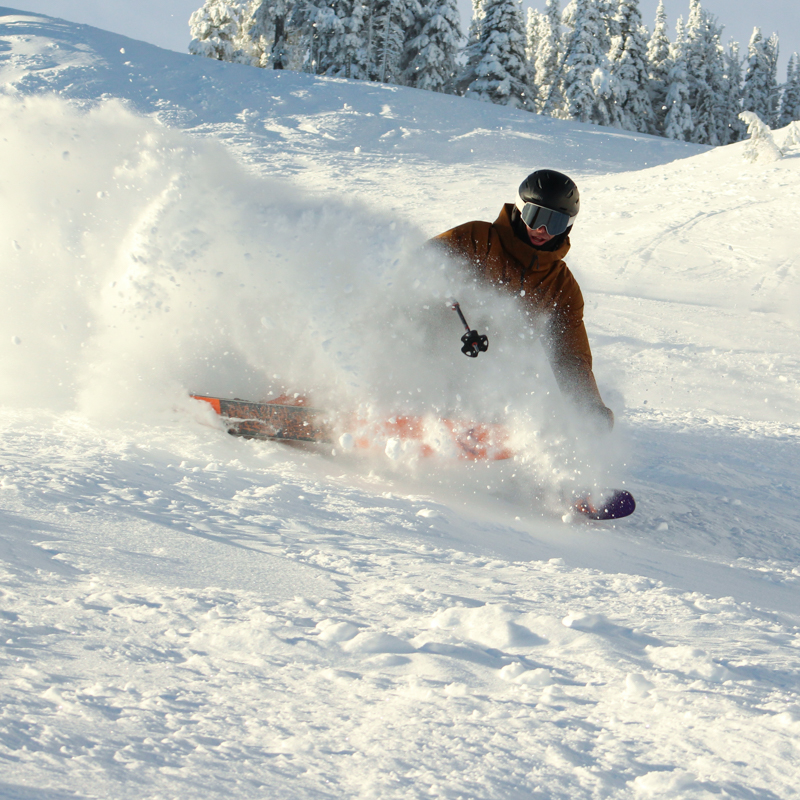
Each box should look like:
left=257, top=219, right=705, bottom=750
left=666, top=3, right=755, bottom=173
left=241, top=0, right=295, bottom=68
left=597, top=0, right=618, bottom=53
left=368, top=0, right=420, bottom=84
left=305, top=0, right=367, bottom=80
left=683, top=0, right=726, bottom=145
left=607, top=0, right=654, bottom=132
left=663, top=15, right=692, bottom=140
left=742, top=28, right=774, bottom=127
left=785, top=120, right=800, bottom=146
left=467, top=0, right=485, bottom=44
left=739, top=110, right=783, bottom=162
left=778, top=53, right=800, bottom=126
left=765, top=33, right=781, bottom=127
left=646, top=0, right=670, bottom=134
left=560, top=0, right=609, bottom=124
left=404, top=0, right=462, bottom=92
left=526, top=7, right=544, bottom=90
left=333, top=0, right=369, bottom=79
left=721, top=40, right=745, bottom=143
left=535, top=0, right=562, bottom=114
left=525, top=8, right=543, bottom=67
left=463, top=0, right=531, bottom=109
left=457, top=0, right=486, bottom=94
left=400, top=0, right=429, bottom=85
left=560, top=0, right=577, bottom=35
left=300, top=0, right=345, bottom=76
left=189, top=0, right=247, bottom=61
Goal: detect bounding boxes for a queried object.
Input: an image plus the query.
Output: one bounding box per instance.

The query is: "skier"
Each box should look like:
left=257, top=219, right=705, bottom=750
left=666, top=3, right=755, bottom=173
left=433, top=168, right=614, bottom=430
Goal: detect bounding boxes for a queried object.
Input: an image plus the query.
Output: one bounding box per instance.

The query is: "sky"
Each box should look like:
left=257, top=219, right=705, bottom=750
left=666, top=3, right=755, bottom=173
left=3, top=0, right=799, bottom=78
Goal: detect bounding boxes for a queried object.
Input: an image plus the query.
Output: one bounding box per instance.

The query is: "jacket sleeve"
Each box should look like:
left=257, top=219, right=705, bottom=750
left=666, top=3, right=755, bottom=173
left=540, top=282, right=614, bottom=429
left=430, top=222, right=490, bottom=278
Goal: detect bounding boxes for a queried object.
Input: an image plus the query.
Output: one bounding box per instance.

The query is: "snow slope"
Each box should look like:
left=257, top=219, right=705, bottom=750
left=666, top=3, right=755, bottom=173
left=2, top=8, right=800, bottom=800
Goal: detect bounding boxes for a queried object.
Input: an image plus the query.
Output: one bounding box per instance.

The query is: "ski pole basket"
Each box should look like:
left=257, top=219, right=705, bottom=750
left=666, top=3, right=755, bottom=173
left=452, top=302, right=489, bottom=358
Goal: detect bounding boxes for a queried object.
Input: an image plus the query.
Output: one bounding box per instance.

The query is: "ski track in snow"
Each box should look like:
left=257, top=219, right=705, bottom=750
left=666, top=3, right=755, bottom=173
left=2, top=8, right=800, bottom=800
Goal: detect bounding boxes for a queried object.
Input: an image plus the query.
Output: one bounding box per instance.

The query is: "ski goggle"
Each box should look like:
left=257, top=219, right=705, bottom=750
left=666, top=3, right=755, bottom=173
left=515, top=196, right=575, bottom=235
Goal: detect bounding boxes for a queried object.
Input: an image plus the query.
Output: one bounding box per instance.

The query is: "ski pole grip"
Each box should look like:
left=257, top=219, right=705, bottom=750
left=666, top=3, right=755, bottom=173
left=452, top=302, right=470, bottom=333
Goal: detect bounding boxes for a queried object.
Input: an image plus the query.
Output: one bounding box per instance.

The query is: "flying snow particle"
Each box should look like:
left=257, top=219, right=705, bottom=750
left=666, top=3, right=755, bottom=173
left=11, top=336, right=21, bottom=345
left=338, top=433, right=354, bottom=451
left=385, top=437, right=402, bottom=460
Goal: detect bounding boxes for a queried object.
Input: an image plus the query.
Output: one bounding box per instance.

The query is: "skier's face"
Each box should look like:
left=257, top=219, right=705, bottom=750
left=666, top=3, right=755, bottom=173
left=525, top=223, right=554, bottom=247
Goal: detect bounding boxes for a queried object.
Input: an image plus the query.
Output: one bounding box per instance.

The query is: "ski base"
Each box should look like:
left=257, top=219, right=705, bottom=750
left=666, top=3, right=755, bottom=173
left=192, top=395, right=332, bottom=443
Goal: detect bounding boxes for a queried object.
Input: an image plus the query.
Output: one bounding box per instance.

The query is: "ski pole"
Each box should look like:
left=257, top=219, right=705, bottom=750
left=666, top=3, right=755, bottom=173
left=451, top=302, right=489, bottom=358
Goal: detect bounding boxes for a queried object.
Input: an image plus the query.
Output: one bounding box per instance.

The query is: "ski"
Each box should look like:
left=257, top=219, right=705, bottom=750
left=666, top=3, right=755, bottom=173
left=191, top=394, right=636, bottom=520
left=191, top=394, right=514, bottom=461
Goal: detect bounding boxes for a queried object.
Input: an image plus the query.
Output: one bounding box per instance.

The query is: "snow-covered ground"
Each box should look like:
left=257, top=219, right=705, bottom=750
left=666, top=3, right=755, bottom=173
left=2, top=7, right=800, bottom=799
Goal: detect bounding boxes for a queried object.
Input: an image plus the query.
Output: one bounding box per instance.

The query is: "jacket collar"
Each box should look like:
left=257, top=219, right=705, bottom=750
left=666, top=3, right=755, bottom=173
left=494, top=203, right=571, bottom=267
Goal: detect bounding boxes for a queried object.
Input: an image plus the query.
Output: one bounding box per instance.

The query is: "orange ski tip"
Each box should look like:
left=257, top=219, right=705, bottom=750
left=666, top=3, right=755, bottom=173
left=191, top=395, right=221, bottom=414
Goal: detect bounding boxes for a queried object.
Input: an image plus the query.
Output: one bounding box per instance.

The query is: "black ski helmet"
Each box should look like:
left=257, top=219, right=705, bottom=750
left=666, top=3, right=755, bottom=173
left=517, top=169, right=580, bottom=225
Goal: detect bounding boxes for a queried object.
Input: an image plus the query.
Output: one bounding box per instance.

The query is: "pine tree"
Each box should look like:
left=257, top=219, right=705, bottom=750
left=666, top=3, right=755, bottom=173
left=704, top=16, right=735, bottom=145
left=560, top=0, right=577, bottom=34
left=607, top=0, right=654, bottom=133
left=463, top=0, right=531, bottom=109
left=721, top=40, right=746, bottom=143
left=739, top=110, right=783, bottom=161
left=778, top=53, right=800, bottom=126
left=467, top=0, right=485, bottom=44
left=457, top=0, right=486, bottom=94
left=535, top=0, right=562, bottom=114
left=560, top=0, right=608, bottom=124
left=293, top=0, right=336, bottom=74
left=242, top=0, right=295, bottom=68
left=526, top=8, right=544, bottom=89
left=322, top=1, right=365, bottom=78
left=742, top=27, right=774, bottom=126
left=334, top=0, right=369, bottom=79
left=683, top=1, right=726, bottom=145
left=597, top=0, right=618, bottom=52
left=647, top=0, right=670, bottom=134
left=765, top=33, right=781, bottom=127
left=189, top=0, right=247, bottom=61
left=400, top=0, right=429, bottom=85
left=663, top=16, right=692, bottom=140
left=369, top=0, right=419, bottom=84
left=404, top=0, right=462, bottom=91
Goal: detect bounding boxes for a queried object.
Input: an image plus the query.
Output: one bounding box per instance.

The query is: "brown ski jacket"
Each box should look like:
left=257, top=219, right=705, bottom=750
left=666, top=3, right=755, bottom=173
left=433, top=203, right=609, bottom=418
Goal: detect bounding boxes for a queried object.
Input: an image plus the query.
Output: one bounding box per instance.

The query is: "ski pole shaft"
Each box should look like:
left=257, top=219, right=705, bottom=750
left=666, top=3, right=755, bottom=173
left=452, top=302, right=471, bottom=333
